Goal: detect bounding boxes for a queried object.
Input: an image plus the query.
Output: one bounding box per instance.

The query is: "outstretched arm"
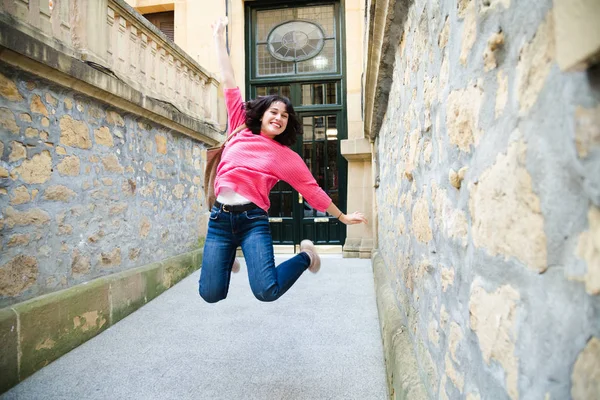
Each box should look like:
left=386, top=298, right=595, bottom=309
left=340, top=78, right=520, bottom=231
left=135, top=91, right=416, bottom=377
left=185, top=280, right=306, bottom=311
left=280, top=151, right=368, bottom=226
left=326, top=202, right=368, bottom=225
left=213, top=17, right=236, bottom=89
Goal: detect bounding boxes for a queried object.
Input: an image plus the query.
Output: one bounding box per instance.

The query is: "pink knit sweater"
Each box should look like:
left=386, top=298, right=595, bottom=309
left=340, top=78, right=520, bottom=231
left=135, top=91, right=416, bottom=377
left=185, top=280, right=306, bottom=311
left=214, top=87, right=332, bottom=212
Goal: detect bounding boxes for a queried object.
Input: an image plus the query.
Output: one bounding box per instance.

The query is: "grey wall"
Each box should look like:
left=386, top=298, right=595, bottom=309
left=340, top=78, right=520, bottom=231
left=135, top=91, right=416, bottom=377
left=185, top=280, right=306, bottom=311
left=375, top=0, right=600, bottom=398
left=0, top=62, right=210, bottom=308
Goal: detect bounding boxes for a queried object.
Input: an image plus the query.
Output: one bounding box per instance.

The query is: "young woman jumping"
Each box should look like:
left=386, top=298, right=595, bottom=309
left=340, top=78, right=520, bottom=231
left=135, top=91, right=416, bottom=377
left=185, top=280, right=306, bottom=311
left=199, top=17, right=368, bottom=303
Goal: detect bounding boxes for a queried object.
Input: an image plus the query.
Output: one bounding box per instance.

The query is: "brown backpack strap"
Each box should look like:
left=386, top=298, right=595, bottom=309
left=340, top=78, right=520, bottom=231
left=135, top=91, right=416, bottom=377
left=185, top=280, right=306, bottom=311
left=203, top=123, right=248, bottom=210
left=221, top=123, right=247, bottom=148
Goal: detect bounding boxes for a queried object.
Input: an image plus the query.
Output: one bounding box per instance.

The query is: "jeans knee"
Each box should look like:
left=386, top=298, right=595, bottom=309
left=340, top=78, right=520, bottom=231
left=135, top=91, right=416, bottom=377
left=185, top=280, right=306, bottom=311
left=199, top=287, right=226, bottom=304
left=253, top=289, right=278, bottom=302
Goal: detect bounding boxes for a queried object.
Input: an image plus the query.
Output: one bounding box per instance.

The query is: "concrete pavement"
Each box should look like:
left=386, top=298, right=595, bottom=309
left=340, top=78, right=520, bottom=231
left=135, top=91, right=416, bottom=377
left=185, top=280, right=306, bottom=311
left=1, top=255, right=387, bottom=400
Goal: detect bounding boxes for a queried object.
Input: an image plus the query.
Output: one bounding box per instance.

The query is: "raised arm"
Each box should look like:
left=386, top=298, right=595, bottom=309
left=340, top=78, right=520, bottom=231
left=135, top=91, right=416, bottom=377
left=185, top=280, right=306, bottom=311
left=213, top=17, right=236, bottom=89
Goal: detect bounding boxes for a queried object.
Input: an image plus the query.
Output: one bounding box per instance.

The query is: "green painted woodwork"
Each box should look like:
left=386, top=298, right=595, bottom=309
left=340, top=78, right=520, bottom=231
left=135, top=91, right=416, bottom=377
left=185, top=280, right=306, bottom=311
left=246, top=0, right=347, bottom=246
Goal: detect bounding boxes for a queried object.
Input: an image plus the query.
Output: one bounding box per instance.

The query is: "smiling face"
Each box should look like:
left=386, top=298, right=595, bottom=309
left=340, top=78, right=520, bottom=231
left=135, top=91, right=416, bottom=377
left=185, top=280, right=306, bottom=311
left=260, top=101, right=289, bottom=139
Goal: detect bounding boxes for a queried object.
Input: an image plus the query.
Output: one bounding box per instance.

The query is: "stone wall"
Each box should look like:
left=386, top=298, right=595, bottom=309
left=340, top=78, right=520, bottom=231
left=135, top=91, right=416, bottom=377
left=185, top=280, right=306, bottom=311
left=0, top=62, right=210, bottom=308
left=375, top=0, right=600, bottom=399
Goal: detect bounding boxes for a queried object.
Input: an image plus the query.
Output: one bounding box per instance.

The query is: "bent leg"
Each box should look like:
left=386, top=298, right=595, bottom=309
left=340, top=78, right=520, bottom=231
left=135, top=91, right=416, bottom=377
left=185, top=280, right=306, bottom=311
left=198, top=213, right=237, bottom=303
left=241, top=218, right=309, bottom=302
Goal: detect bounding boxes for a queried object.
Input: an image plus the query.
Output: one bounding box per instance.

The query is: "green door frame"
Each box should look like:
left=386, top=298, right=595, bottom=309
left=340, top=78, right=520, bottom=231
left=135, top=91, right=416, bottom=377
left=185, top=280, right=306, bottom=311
left=244, top=0, right=348, bottom=247
left=296, top=108, right=347, bottom=245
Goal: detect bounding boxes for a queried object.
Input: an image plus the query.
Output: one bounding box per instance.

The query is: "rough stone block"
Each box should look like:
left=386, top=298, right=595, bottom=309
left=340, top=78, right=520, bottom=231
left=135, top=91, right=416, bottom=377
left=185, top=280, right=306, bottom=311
left=575, top=205, right=600, bottom=295
left=155, top=135, right=167, bottom=154
left=59, top=115, right=91, bottom=149
left=94, top=126, right=114, bottom=147
left=495, top=70, right=508, bottom=118
left=470, top=283, right=520, bottom=400
left=13, top=150, right=52, bottom=184
left=469, top=138, right=547, bottom=272
left=0, top=307, right=19, bottom=394
left=0, top=72, right=23, bottom=102
left=101, top=154, right=124, bottom=173
left=14, top=278, right=110, bottom=380
left=516, top=12, right=555, bottom=113
left=56, top=155, right=81, bottom=176
left=24, top=127, right=39, bottom=138
left=460, top=5, right=477, bottom=65
left=0, top=107, right=19, bottom=134
left=43, top=185, right=76, bottom=202
left=98, top=248, right=122, bottom=268
left=45, top=93, right=57, bottom=107
left=106, top=110, right=125, bottom=126
left=30, top=95, right=48, bottom=116
left=71, top=250, right=90, bottom=275
left=571, top=337, right=600, bottom=400
left=483, top=32, right=505, bottom=71
left=0, top=255, right=38, bottom=297
left=3, top=206, right=51, bottom=228
left=446, top=83, right=484, bottom=152
left=9, top=141, right=26, bottom=162
left=412, top=197, right=433, bottom=243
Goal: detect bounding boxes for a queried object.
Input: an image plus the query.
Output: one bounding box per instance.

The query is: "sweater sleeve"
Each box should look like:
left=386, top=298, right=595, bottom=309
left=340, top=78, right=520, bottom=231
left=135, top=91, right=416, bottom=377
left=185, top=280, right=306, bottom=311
left=224, top=87, right=245, bottom=133
left=276, top=149, right=332, bottom=212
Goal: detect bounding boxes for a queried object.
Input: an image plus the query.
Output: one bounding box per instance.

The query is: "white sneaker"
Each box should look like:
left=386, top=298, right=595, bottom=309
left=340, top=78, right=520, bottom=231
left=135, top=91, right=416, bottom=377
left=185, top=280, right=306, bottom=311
left=300, top=240, right=321, bottom=273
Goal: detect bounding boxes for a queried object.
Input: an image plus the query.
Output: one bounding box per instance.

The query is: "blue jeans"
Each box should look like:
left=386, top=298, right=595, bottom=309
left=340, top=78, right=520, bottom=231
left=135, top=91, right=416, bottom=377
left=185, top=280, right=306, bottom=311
left=198, top=205, right=310, bottom=303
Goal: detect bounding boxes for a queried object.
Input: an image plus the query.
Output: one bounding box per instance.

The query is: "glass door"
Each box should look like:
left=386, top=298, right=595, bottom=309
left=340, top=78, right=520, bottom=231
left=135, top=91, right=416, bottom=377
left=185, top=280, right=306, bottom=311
left=266, top=110, right=346, bottom=246
left=247, top=1, right=347, bottom=247
left=298, top=112, right=345, bottom=245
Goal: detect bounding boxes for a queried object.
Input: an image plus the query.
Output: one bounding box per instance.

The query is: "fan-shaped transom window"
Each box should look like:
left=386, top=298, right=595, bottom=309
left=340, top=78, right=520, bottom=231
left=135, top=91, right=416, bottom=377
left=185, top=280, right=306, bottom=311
left=267, top=20, right=325, bottom=62
left=255, top=5, right=338, bottom=77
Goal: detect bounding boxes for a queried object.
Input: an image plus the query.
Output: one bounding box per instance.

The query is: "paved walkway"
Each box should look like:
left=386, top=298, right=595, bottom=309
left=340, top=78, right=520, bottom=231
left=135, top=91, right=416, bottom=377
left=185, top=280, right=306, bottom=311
left=2, top=255, right=387, bottom=400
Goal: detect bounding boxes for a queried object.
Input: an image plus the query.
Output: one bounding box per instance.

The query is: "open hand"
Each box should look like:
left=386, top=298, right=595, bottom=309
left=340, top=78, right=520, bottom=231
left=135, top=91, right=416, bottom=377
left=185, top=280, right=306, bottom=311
left=212, top=17, right=228, bottom=37
left=340, top=211, right=368, bottom=225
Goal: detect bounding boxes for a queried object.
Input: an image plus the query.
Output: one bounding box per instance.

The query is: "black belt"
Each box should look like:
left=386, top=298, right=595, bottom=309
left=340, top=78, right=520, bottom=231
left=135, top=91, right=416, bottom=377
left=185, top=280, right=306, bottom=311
left=214, top=200, right=259, bottom=213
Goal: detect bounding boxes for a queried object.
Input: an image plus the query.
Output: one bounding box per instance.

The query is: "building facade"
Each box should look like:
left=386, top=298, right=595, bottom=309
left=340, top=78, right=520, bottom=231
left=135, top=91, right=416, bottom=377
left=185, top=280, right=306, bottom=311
left=126, top=0, right=375, bottom=257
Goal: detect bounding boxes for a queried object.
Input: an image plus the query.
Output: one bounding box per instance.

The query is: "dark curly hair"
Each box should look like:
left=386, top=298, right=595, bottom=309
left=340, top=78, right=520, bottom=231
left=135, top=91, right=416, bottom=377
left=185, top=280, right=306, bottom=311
left=244, top=95, right=302, bottom=146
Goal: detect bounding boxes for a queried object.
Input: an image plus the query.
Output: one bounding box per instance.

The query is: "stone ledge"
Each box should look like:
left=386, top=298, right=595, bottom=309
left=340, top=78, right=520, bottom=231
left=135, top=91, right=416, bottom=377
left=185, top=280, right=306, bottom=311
left=372, top=251, right=427, bottom=400
left=0, top=249, right=202, bottom=395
